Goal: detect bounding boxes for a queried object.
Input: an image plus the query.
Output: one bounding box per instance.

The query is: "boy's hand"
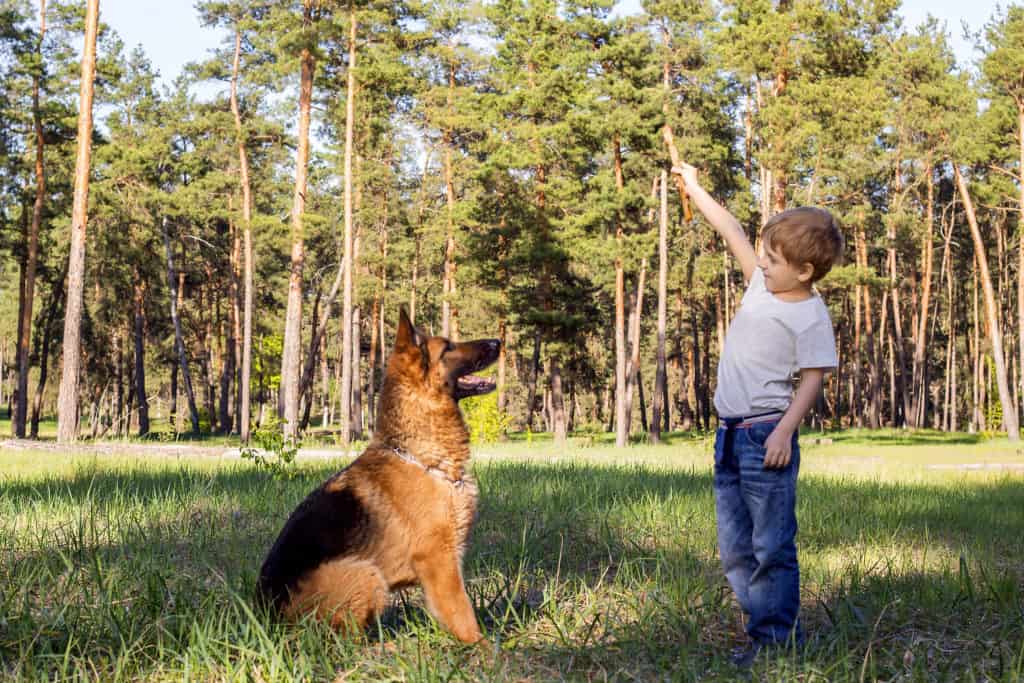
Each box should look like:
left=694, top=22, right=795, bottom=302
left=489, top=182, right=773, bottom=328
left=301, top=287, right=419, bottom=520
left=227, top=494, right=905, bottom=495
left=763, top=426, right=793, bottom=469
left=670, top=163, right=700, bottom=189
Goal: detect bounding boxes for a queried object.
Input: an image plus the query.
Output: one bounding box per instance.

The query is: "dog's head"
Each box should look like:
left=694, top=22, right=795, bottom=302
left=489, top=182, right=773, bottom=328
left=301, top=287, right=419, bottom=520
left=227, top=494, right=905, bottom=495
left=391, top=309, right=500, bottom=401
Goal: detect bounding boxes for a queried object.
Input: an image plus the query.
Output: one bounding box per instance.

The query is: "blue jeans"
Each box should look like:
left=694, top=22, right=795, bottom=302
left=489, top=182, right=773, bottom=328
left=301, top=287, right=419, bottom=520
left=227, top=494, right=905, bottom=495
left=713, top=420, right=803, bottom=646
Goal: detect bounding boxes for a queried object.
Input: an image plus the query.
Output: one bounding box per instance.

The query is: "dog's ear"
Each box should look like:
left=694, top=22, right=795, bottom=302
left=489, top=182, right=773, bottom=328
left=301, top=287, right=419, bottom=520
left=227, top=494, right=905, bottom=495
left=395, top=308, right=426, bottom=353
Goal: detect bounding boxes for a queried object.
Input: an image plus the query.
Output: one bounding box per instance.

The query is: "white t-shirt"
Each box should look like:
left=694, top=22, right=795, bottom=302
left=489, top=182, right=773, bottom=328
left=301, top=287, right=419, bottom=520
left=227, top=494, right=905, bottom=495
left=714, top=267, right=837, bottom=418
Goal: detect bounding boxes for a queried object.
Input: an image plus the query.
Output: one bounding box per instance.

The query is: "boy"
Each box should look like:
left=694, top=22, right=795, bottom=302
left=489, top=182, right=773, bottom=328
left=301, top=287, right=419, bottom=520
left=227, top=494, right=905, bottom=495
left=671, top=163, right=842, bottom=666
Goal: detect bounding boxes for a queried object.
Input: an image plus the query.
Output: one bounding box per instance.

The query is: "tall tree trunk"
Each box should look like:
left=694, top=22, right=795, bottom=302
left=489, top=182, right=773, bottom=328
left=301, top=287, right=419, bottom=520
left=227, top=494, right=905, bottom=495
left=14, top=0, right=47, bottom=438
left=700, top=311, right=712, bottom=428
left=526, top=330, right=541, bottom=430
left=30, top=272, right=63, bottom=438
left=410, top=152, right=432, bottom=327
left=88, top=382, right=102, bottom=439
left=652, top=169, right=668, bottom=443
left=379, top=231, right=387, bottom=374
left=527, top=60, right=555, bottom=432
left=971, top=264, right=982, bottom=431
left=954, top=164, right=1020, bottom=440
left=887, top=219, right=911, bottom=426
left=886, top=306, right=895, bottom=423
left=132, top=274, right=149, bottom=437
left=339, top=1, right=358, bottom=446
left=623, top=259, right=647, bottom=434
left=946, top=255, right=954, bottom=432
left=688, top=298, right=700, bottom=430
left=219, top=301, right=235, bottom=434
left=605, top=385, right=614, bottom=432
left=365, top=196, right=386, bottom=430
left=299, top=288, right=321, bottom=431
left=170, top=358, right=178, bottom=432
left=351, top=306, right=362, bottom=438
left=637, top=368, right=648, bottom=433
left=331, top=329, right=342, bottom=425
left=319, top=334, right=330, bottom=427
left=496, top=222, right=509, bottom=415
left=858, top=221, right=882, bottom=428
left=550, top=357, right=566, bottom=443
left=497, top=318, right=507, bottom=414
left=228, top=212, right=241, bottom=434
left=770, top=65, right=789, bottom=215
left=367, top=295, right=379, bottom=431
left=14, top=203, right=27, bottom=430
left=201, top=284, right=217, bottom=432
left=114, top=331, right=124, bottom=435
left=299, top=260, right=344, bottom=415
left=853, top=257, right=863, bottom=426
left=937, top=206, right=954, bottom=431
left=613, top=134, right=628, bottom=446
left=676, top=291, right=693, bottom=430
left=442, top=61, right=458, bottom=340
left=409, top=233, right=419, bottom=324
left=229, top=24, right=255, bottom=442
left=1018, top=104, right=1024, bottom=427
left=943, top=225, right=956, bottom=431
left=911, top=161, right=934, bottom=427
left=56, top=0, right=99, bottom=443
left=280, top=1, right=317, bottom=442
left=161, top=218, right=200, bottom=435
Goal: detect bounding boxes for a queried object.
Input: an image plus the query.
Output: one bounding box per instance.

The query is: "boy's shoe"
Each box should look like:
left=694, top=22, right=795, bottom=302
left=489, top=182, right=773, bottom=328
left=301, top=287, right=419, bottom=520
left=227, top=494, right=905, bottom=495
left=730, top=640, right=801, bottom=668
left=729, top=642, right=763, bottom=668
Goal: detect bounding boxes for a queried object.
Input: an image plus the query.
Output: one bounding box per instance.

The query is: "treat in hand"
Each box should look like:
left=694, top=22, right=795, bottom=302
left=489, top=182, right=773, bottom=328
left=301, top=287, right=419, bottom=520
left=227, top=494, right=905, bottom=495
left=671, top=163, right=699, bottom=189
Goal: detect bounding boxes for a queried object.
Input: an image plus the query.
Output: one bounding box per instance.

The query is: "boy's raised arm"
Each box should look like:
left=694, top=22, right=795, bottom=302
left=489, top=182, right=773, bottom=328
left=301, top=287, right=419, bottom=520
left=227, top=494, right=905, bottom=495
left=672, top=163, right=758, bottom=283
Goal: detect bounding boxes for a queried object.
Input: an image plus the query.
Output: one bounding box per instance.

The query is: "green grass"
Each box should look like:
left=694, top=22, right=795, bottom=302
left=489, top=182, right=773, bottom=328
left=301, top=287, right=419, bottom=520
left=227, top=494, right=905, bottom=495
left=1, top=434, right=1023, bottom=680
left=0, top=415, right=58, bottom=440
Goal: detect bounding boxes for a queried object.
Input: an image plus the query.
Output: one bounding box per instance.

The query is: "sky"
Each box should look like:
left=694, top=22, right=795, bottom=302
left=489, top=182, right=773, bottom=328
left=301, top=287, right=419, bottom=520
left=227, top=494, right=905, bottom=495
left=98, top=0, right=1004, bottom=90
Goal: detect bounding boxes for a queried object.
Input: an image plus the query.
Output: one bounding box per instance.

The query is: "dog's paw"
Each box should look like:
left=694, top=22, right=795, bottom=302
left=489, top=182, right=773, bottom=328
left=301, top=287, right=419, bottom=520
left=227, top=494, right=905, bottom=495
left=473, top=637, right=496, bottom=654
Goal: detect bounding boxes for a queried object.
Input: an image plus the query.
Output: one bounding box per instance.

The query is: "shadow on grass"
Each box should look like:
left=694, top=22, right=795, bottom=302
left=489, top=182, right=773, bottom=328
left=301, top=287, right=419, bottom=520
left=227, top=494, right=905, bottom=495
left=2, top=458, right=1022, bottom=568
left=821, top=428, right=990, bottom=447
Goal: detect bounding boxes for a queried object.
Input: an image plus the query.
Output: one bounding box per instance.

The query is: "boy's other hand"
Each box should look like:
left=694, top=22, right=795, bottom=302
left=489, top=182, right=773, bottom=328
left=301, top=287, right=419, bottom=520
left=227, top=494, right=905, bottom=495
left=670, top=163, right=700, bottom=189
left=763, top=427, right=793, bottom=469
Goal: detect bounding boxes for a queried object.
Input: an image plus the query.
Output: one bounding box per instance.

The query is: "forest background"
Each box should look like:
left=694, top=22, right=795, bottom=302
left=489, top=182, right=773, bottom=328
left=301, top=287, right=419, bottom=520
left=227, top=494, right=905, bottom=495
left=2, top=0, right=1023, bottom=447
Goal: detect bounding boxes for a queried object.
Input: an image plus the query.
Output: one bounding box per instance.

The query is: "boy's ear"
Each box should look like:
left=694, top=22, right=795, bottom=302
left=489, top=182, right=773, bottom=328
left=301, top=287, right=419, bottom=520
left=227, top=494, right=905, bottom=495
left=797, top=262, right=815, bottom=284
left=395, top=309, right=426, bottom=352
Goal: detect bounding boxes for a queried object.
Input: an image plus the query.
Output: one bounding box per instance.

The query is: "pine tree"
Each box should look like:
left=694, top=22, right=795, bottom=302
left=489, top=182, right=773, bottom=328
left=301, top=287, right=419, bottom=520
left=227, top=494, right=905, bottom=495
left=90, top=45, right=167, bottom=436
left=979, top=6, right=1024, bottom=430
left=56, top=0, right=99, bottom=443
left=11, top=0, right=47, bottom=438
left=196, top=0, right=272, bottom=441
left=277, top=0, right=324, bottom=442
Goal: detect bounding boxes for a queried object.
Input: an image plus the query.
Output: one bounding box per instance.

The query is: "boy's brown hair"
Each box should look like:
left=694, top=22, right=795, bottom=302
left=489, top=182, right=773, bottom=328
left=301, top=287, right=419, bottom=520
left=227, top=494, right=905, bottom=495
left=762, top=207, right=844, bottom=282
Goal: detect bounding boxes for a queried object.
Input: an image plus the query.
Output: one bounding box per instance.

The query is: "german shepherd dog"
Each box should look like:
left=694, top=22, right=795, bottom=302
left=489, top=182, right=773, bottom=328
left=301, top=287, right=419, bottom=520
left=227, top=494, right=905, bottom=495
left=258, top=310, right=499, bottom=643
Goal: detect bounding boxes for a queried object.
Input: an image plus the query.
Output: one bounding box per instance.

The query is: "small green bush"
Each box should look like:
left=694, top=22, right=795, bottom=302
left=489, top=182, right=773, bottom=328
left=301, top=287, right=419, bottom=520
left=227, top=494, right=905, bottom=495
left=461, top=392, right=513, bottom=445
left=240, top=415, right=300, bottom=478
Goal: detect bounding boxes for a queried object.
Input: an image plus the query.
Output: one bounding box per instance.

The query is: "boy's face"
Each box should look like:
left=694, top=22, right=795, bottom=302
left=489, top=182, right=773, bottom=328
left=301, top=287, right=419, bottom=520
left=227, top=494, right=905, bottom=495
left=758, top=241, right=814, bottom=299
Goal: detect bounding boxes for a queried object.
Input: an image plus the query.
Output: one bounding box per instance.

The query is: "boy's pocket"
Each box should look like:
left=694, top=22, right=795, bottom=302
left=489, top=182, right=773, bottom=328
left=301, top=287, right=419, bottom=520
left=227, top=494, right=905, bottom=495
left=713, top=427, right=727, bottom=465
left=744, top=421, right=778, bottom=449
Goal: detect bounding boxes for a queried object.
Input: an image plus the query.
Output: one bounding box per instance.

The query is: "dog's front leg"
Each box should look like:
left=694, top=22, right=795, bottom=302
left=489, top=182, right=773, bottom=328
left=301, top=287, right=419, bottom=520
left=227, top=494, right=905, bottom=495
left=413, top=553, right=482, bottom=644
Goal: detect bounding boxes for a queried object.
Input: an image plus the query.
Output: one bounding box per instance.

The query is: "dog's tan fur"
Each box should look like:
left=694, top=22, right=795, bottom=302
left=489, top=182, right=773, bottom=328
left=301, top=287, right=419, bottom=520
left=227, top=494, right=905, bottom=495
left=258, top=311, right=499, bottom=643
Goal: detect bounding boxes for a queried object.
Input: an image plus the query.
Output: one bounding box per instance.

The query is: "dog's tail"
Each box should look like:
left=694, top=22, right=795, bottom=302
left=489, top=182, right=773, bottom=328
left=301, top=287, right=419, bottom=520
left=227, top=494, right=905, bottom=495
left=281, top=558, right=388, bottom=632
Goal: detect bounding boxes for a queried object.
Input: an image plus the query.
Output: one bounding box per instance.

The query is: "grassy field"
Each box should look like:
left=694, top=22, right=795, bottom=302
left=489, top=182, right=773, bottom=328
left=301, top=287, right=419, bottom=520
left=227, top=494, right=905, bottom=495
left=1, top=432, right=1022, bottom=681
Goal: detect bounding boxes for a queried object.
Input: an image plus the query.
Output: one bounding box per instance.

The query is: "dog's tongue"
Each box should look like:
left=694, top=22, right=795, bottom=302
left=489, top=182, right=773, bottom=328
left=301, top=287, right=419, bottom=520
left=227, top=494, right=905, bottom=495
left=457, top=375, right=495, bottom=394
left=458, top=375, right=486, bottom=389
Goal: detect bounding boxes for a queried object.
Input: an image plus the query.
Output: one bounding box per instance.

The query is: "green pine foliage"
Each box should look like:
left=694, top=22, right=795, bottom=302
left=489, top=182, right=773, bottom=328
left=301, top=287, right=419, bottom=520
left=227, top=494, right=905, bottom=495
left=0, top=0, right=1022, bottom=439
